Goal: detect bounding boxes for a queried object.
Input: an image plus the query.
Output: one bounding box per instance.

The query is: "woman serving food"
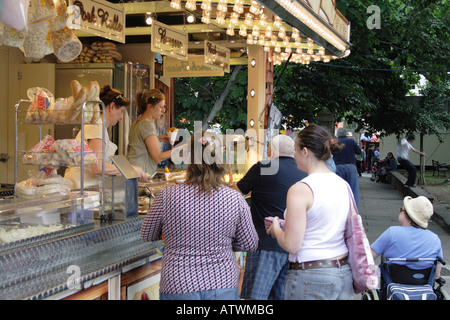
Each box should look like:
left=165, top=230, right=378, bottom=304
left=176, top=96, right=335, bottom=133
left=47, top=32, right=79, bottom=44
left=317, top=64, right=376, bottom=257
left=127, top=89, right=174, bottom=176
left=64, top=84, right=147, bottom=189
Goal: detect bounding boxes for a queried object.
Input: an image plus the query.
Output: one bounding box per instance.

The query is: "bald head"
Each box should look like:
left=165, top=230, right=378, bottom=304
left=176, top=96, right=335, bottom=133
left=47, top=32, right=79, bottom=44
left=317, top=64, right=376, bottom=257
left=269, top=135, right=295, bottom=159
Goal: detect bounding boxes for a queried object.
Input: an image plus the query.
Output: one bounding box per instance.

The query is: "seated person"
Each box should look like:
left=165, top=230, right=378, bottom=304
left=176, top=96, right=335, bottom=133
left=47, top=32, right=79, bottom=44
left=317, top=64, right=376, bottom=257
left=383, top=152, right=398, bottom=172
left=371, top=196, right=443, bottom=281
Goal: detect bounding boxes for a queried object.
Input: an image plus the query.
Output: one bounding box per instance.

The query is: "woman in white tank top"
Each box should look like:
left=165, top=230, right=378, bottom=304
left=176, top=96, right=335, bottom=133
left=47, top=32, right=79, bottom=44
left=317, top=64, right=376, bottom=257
left=267, top=125, right=354, bottom=300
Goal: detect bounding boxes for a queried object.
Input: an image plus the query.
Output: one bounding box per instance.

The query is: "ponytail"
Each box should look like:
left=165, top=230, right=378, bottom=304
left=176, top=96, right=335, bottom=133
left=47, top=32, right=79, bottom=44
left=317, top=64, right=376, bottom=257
left=296, top=125, right=342, bottom=161
left=136, top=89, right=166, bottom=116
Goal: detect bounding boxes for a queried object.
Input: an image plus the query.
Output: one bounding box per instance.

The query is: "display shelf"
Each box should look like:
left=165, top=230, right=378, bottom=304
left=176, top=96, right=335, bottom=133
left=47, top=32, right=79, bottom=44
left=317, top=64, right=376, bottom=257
left=14, top=99, right=107, bottom=219
left=16, top=108, right=102, bottom=126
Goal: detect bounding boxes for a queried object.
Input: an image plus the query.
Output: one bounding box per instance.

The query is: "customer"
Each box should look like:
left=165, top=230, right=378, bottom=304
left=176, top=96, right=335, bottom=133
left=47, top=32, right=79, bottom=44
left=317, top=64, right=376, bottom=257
left=65, top=85, right=146, bottom=188
left=333, top=127, right=362, bottom=210
left=367, top=144, right=375, bottom=172
left=233, top=135, right=307, bottom=300
left=141, top=132, right=258, bottom=300
left=397, top=134, right=426, bottom=187
left=127, top=89, right=173, bottom=176
left=267, top=125, right=354, bottom=300
left=360, top=146, right=366, bottom=173
left=371, top=196, right=443, bottom=278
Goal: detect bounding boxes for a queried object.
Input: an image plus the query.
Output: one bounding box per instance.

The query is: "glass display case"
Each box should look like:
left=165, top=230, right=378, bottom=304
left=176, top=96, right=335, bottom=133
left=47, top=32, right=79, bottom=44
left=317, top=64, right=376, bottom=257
left=1, top=94, right=162, bottom=300
left=0, top=192, right=98, bottom=249
left=138, top=179, right=177, bottom=214
left=0, top=191, right=161, bottom=300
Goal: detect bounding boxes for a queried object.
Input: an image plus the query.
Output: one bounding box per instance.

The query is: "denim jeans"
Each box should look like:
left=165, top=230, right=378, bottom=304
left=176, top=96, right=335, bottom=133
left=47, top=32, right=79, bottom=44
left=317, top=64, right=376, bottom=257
left=284, top=265, right=353, bottom=300
left=241, top=249, right=289, bottom=300
left=160, top=287, right=239, bottom=300
left=335, top=164, right=360, bottom=210
left=398, top=157, right=417, bottom=186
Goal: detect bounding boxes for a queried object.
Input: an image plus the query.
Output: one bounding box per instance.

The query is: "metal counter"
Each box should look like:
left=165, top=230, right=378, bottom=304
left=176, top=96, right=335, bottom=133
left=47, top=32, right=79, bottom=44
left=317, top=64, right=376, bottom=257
left=0, top=218, right=162, bottom=300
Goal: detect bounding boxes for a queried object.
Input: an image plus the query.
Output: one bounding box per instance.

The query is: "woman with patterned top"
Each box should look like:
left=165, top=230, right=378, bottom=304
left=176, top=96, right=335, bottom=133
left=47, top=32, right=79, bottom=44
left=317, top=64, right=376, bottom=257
left=141, top=132, right=258, bottom=300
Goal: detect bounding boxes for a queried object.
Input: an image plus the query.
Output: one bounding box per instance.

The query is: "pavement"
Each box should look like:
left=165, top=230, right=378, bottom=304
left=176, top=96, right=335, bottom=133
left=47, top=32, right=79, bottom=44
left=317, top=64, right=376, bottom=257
left=355, top=172, right=450, bottom=299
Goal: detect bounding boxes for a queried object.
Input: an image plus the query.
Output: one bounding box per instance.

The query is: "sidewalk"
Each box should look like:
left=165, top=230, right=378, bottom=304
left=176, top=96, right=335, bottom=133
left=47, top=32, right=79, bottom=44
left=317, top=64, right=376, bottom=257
left=357, top=172, right=450, bottom=298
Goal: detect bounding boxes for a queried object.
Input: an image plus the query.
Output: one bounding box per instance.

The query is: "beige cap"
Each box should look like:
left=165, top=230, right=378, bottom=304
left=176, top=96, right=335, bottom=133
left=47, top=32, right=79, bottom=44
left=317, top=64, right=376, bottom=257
left=403, top=196, right=433, bottom=228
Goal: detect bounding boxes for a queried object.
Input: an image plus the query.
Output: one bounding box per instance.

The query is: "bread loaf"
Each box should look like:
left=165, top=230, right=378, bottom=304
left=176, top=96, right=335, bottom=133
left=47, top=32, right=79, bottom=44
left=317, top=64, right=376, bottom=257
left=86, top=81, right=100, bottom=123
left=70, top=87, right=87, bottom=122
left=71, top=80, right=82, bottom=99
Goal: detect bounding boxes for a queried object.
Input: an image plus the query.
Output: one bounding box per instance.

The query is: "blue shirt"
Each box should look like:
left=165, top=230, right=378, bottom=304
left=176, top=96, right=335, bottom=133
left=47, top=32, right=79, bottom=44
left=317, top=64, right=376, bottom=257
left=371, top=226, right=443, bottom=270
left=333, top=137, right=361, bottom=165
left=237, top=157, right=307, bottom=252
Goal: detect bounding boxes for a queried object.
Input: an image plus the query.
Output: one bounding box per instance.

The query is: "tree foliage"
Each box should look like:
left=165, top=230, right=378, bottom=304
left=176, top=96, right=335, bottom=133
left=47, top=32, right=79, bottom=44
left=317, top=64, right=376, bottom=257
left=275, top=0, right=450, bottom=137
left=173, top=0, right=450, bottom=139
left=174, top=65, right=248, bottom=132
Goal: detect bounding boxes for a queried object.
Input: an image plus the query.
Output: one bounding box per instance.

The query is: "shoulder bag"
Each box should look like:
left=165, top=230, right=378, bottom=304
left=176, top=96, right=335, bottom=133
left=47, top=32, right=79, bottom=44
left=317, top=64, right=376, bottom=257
left=344, top=185, right=379, bottom=294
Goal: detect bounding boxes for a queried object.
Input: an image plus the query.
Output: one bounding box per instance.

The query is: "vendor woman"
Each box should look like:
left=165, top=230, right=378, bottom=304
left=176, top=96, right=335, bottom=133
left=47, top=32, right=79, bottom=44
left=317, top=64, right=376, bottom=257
left=127, top=89, right=173, bottom=176
left=65, top=85, right=147, bottom=189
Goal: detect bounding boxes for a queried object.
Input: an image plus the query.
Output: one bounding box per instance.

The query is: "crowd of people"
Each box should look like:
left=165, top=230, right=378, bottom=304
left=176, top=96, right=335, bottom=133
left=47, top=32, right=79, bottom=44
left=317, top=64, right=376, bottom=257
left=65, top=86, right=442, bottom=300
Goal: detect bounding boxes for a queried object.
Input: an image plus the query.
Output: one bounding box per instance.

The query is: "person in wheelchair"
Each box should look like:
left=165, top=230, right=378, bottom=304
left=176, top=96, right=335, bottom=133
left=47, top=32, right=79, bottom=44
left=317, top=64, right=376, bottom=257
left=370, top=196, right=444, bottom=299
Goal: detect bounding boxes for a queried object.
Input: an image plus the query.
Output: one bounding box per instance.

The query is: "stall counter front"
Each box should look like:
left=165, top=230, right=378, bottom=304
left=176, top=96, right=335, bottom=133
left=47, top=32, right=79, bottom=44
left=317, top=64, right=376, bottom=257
left=0, top=214, right=163, bottom=300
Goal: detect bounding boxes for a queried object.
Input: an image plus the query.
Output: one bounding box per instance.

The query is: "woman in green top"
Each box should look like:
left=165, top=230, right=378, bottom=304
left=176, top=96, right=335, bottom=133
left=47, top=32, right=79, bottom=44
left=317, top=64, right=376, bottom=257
left=127, top=89, right=173, bottom=175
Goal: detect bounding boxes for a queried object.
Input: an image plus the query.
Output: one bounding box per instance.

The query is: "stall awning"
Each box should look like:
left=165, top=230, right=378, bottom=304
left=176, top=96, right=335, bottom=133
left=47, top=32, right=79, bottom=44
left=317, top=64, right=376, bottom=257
left=75, top=0, right=351, bottom=65
left=257, top=0, right=350, bottom=57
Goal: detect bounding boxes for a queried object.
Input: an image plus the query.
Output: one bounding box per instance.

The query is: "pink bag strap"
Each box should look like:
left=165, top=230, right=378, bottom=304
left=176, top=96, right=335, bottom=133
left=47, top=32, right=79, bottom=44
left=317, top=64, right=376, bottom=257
left=346, top=184, right=358, bottom=218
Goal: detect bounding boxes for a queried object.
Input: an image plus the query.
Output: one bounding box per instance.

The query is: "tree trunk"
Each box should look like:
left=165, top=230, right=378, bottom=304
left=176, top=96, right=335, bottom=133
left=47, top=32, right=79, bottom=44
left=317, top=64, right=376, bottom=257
left=418, top=132, right=426, bottom=185
left=202, top=65, right=243, bottom=130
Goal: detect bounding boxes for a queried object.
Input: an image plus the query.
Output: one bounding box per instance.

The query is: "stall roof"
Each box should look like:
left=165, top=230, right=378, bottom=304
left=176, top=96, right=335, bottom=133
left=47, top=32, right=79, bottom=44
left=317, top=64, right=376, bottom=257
left=76, top=0, right=351, bottom=65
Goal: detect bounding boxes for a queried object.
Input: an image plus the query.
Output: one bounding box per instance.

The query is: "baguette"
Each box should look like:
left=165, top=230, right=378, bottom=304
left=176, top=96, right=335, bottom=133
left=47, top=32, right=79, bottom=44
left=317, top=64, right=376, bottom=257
left=70, top=87, right=87, bottom=122
left=86, top=81, right=100, bottom=123
left=71, top=80, right=82, bottom=99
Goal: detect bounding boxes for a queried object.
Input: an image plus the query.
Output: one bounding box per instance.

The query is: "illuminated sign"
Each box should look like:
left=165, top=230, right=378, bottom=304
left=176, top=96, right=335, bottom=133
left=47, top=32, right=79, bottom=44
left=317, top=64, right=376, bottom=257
left=164, top=55, right=224, bottom=77
left=69, top=0, right=125, bottom=43
left=204, top=40, right=230, bottom=73
left=151, top=21, right=188, bottom=61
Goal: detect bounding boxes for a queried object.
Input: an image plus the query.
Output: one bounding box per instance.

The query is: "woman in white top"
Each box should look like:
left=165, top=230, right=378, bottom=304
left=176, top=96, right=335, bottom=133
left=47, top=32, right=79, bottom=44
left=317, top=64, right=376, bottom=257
left=65, top=85, right=146, bottom=189
left=267, top=125, right=354, bottom=300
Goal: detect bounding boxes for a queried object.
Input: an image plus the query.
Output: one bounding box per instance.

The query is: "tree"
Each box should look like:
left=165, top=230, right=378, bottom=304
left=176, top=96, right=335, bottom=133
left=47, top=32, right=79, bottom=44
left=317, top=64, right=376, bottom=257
left=415, top=80, right=450, bottom=184
left=202, top=65, right=244, bottom=130
left=274, top=0, right=450, bottom=138
left=174, top=65, right=248, bottom=132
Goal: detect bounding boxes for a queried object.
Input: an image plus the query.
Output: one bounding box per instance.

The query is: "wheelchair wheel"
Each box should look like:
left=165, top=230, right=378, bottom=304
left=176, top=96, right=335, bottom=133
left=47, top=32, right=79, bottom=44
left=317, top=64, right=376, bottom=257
left=361, top=289, right=379, bottom=300
left=436, top=286, right=449, bottom=300
left=435, top=277, right=448, bottom=300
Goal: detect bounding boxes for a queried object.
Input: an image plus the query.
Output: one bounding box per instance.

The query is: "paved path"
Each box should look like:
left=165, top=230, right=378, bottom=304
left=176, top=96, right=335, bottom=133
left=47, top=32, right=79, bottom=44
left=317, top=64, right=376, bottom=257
left=356, top=173, right=450, bottom=299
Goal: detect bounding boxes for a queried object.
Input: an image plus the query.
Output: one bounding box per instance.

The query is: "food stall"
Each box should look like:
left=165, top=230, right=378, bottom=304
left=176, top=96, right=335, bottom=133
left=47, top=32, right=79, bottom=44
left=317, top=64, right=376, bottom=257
left=0, top=0, right=350, bottom=300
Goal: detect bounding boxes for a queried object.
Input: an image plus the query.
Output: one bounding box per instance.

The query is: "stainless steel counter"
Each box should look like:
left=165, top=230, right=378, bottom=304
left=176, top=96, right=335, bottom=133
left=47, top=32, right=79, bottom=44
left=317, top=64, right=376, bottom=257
left=0, top=218, right=162, bottom=300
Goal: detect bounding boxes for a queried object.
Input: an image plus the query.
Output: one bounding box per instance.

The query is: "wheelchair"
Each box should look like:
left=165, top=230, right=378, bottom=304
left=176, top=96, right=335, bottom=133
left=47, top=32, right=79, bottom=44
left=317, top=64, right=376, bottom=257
left=361, top=257, right=448, bottom=300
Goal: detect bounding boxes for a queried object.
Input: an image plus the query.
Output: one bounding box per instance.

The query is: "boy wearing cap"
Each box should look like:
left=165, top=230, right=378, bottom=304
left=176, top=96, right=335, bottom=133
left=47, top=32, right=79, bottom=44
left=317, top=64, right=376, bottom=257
left=371, top=196, right=443, bottom=278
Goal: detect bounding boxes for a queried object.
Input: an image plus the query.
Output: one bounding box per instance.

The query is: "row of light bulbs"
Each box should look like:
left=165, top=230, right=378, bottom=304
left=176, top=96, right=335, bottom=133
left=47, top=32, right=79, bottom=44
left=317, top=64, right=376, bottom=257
left=169, top=0, right=337, bottom=62
left=271, top=52, right=337, bottom=66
